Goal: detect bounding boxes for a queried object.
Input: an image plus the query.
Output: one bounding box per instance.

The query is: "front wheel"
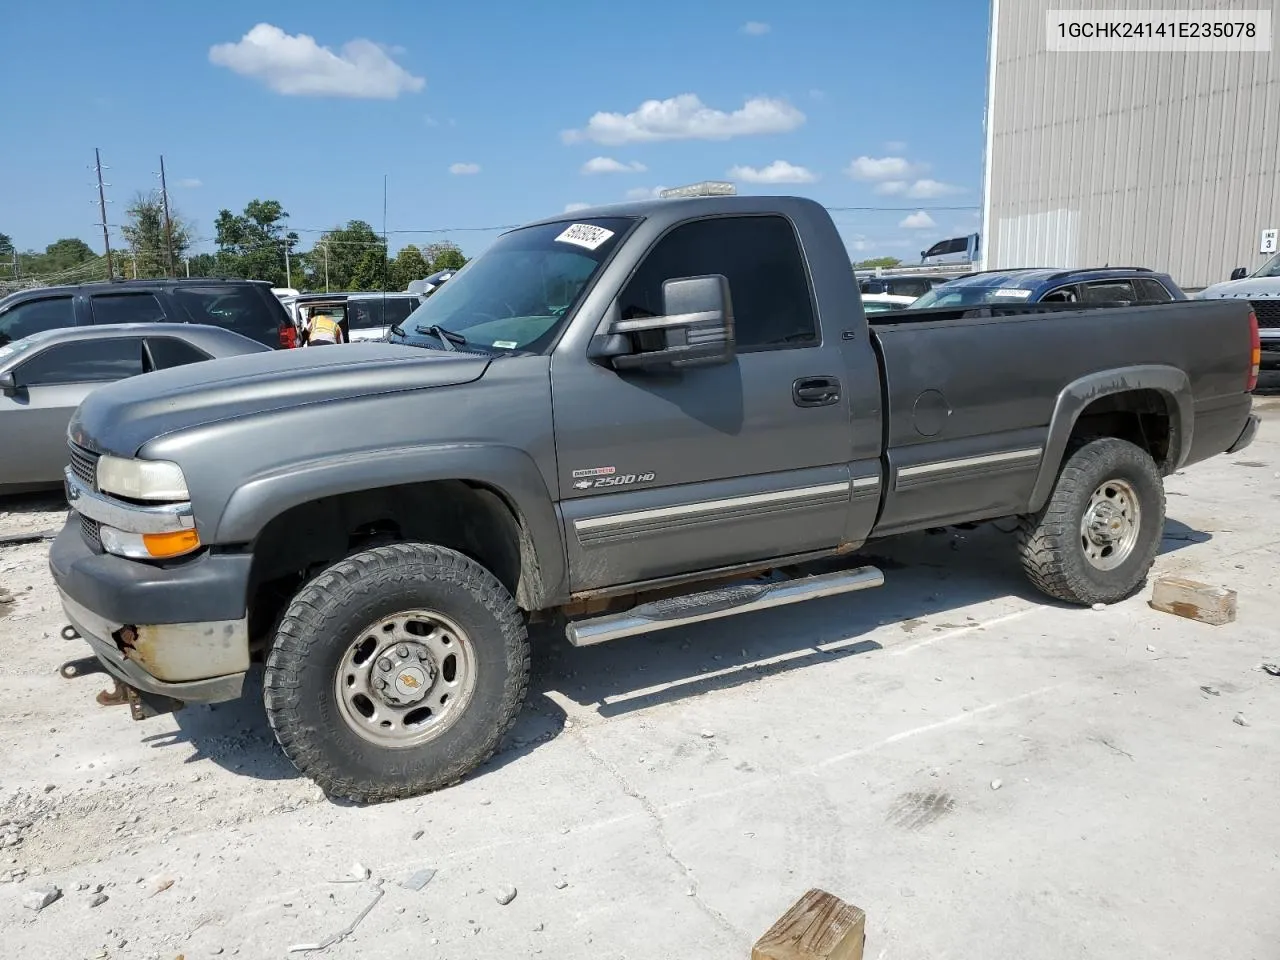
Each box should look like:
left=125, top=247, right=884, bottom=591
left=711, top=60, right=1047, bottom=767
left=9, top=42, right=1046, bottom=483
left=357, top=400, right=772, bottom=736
left=263, top=543, right=529, bottom=802
left=1017, top=437, right=1166, bottom=605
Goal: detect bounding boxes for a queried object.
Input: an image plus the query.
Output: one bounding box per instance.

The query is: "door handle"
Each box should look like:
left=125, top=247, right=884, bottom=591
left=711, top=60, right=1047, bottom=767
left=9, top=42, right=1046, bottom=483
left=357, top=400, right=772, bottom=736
left=793, top=376, right=841, bottom=407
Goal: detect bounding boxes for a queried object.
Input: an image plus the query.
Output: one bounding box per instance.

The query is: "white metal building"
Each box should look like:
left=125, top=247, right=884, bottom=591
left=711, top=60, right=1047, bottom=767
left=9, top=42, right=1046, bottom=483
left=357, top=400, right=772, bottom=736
left=981, top=0, right=1280, bottom=287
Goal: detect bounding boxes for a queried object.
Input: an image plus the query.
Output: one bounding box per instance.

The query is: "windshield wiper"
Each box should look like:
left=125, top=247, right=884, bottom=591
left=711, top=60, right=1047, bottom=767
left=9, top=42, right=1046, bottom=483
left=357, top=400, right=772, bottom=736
left=414, top=324, right=467, bottom=351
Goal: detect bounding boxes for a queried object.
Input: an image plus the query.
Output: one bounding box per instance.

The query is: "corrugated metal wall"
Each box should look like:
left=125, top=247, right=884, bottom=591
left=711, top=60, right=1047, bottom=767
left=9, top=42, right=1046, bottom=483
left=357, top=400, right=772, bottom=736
left=984, top=0, right=1280, bottom=287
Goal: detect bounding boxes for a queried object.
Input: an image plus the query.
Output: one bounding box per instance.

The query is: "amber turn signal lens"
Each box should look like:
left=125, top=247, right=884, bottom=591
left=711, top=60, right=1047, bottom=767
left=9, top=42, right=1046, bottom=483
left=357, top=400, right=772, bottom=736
left=142, top=529, right=201, bottom=559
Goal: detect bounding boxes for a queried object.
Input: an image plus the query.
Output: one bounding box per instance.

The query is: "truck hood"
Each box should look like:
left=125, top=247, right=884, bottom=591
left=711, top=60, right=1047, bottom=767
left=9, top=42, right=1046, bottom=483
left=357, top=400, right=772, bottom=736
left=1197, top=277, right=1280, bottom=299
left=70, top=342, right=491, bottom=457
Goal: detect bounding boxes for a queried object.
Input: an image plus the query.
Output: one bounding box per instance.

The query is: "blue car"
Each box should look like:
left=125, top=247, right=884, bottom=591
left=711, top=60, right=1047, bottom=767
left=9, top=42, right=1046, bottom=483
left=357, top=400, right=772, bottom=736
left=909, top=267, right=1186, bottom=309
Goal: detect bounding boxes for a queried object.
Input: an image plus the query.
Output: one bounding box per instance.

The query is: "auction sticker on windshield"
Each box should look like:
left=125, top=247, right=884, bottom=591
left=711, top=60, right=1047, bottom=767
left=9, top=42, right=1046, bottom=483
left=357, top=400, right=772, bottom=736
left=992, top=288, right=1033, bottom=298
left=555, top=223, right=615, bottom=251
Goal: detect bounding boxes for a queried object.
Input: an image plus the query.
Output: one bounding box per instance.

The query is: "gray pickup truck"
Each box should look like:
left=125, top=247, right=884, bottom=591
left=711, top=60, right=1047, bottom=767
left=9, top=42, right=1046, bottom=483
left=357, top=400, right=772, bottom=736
left=51, top=196, right=1261, bottom=801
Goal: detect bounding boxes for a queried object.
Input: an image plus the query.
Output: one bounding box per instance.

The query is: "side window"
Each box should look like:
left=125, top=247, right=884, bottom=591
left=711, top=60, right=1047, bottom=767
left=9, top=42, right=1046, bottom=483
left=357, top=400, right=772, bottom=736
left=0, top=296, right=76, bottom=347
left=947, top=237, right=970, bottom=255
left=91, top=292, right=167, bottom=325
left=1040, top=286, right=1079, bottom=303
left=1134, top=278, right=1174, bottom=302
left=618, top=216, right=817, bottom=350
left=1081, top=280, right=1136, bottom=303
left=923, top=241, right=947, bottom=259
left=860, top=280, right=887, bottom=294
left=144, top=337, right=210, bottom=370
left=175, top=286, right=281, bottom=348
left=890, top=279, right=929, bottom=298
left=14, top=338, right=144, bottom=387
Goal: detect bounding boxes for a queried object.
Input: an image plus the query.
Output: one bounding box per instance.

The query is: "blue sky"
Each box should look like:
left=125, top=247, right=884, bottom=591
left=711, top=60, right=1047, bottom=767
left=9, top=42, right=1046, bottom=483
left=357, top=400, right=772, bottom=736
left=2, top=1, right=989, bottom=262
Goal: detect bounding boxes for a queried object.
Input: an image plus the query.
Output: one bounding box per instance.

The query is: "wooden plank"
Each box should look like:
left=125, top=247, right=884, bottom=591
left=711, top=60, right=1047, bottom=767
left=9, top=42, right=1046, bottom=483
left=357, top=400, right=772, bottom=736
left=1149, top=576, right=1237, bottom=626
left=752, top=889, right=865, bottom=960
left=0, top=528, right=60, bottom=548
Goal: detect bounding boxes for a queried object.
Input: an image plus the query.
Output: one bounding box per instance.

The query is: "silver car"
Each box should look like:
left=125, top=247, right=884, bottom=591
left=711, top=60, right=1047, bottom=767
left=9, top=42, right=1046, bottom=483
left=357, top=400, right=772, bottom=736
left=0, top=323, right=268, bottom=493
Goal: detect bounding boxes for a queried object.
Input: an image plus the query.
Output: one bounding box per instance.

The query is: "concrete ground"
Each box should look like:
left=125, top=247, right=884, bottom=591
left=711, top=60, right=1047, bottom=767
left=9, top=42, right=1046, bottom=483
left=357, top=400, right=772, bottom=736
left=1, top=402, right=1277, bottom=960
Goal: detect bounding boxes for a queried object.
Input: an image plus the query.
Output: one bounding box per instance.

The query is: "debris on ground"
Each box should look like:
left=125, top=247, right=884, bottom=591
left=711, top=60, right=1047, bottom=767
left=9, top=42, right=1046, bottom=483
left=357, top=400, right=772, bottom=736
left=1149, top=576, right=1238, bottom=626
left=1200, top=685, right=1221, bottom=697
left=990, top=779, right=1004, bottom=790
left=22, top=885, right=61, bottom=911
left=289, top=883, right=385, bottom=953
left=700, top=730, right=715, bottom=739
left=1262, top=663, right=1280, bottom=677
left=401, top=867, right=436, bottom=891
left=90, top=893, right=109, bottom=907
left=148, top=876, right=175, bottom=897
left=411, top=830, right=424, bottom=841
left=1233, top=713, right=1249, bottom=727
left=350, top=863, right=371, bottom=881
left=554, top=879, right=568, bottom=890
left=1091, top=603, right=1106, bottom=611
left=494, top=884, right=517, bottom=905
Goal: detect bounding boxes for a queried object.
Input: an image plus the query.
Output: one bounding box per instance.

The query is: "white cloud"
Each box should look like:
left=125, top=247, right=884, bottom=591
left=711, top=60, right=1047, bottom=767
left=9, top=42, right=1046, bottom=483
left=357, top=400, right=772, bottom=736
left=563, top=94, right=804, bottom=145
left=727, top=160, right=817, bottom=184
left=449, top=162, right=480, bottom=175
left=906, top=178, right=963, bottom=198
left=885, top=140, right=908, bottom=152
left=742, top=21, right=771, bottom=35
left=178, top=178, right=202, bottom=188
left=581, top=156, right=647, bottom=175
left=625, top=186, right=668, bottom=200
left=209, top=24, right=424, bottom=99
left=847, top=155, right=920, bottom=180
left=899, top=210, right=937, bottom=229
left=564, top=202, right=591, bottom=213
left=874, top=180, right=908, bottom=195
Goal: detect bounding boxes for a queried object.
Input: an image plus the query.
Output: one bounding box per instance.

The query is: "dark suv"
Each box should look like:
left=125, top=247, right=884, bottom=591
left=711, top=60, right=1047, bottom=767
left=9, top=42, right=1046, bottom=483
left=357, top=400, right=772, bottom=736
left=0, top=279, right=297, bottom=350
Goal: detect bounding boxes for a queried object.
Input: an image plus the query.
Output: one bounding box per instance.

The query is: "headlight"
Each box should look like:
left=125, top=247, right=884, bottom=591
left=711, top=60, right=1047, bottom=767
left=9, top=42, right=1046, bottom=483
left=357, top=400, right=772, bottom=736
left=96, top=456, right=190, bottom=501
left=99, top=525, right=202, bottom=560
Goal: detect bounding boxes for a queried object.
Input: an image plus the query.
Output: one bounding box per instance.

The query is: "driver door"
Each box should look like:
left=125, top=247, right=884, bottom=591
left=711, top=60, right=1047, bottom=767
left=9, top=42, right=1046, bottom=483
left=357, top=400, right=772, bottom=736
left=551, top=214, right=860, bottom=592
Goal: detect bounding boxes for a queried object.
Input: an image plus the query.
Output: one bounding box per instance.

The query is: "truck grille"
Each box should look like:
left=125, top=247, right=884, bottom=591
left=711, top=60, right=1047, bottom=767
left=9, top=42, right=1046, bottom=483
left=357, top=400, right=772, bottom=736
left=80, top=515, right=103, bottom=552
left=1253, top=299, right=1280, bottom=330
left=68, top=443, right=100, bottom=488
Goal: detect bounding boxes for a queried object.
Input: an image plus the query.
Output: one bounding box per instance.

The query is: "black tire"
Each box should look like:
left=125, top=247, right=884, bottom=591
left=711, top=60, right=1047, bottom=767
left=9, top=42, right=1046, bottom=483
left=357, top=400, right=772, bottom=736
left=1017, top=437, right=1165, bottom=606
left=263, top=542, right=529, bottom=802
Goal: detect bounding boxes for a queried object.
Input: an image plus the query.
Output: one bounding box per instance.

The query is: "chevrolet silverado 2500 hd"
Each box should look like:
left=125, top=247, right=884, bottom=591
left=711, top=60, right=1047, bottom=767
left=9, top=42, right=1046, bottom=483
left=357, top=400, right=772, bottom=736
left=50, top=195, right=1261, bottom=801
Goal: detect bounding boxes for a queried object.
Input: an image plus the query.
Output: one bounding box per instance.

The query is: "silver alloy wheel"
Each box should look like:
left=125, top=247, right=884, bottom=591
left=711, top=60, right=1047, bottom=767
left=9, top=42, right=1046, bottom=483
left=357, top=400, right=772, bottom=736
left=334, top=610, right=477, bottom=748
left=1079, top=478, right=1142, bottom=571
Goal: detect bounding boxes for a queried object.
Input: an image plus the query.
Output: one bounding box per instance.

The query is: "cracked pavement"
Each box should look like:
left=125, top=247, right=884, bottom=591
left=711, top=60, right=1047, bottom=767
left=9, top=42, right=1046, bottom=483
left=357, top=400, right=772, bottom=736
left=0, top=400, right=1277, bottom=959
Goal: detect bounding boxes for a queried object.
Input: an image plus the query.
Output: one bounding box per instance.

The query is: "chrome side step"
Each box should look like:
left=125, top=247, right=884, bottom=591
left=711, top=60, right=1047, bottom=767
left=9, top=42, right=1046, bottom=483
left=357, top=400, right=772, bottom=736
left=565, top=565, right=884, bottom=647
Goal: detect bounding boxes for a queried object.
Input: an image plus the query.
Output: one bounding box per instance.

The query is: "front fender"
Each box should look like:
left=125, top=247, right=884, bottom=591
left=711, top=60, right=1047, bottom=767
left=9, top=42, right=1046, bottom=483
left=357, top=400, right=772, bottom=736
left=1027, top=364, right=1193, bottom=513
left=215, top=443, right=568, bottom=605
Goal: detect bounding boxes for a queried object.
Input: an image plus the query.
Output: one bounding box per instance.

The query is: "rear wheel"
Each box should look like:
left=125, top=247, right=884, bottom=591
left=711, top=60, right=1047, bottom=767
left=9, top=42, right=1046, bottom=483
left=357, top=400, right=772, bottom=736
left=1017, top=438, right=1165, bottom=605
left=263, top=542, right=529, bottom=802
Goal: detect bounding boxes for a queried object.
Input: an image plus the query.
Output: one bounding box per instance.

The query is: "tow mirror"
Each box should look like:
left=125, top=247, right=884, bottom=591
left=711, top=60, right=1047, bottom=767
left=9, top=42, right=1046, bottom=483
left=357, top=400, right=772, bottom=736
left=0, top=372, right=17, bottom=397
left=1230, top=267, right=1248, bottom=281
left=598, top=275, right=735, bottom=370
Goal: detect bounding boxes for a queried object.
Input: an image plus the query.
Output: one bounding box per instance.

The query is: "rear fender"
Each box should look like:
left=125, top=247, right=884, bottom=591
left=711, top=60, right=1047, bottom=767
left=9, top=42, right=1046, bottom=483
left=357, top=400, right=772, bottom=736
left=1027, top=365, right=1192, bottom=513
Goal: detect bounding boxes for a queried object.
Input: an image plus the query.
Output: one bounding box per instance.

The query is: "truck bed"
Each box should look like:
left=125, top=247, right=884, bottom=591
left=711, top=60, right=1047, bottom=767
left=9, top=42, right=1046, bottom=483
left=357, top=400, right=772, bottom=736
left=866, top=299, right=1254, bottom=536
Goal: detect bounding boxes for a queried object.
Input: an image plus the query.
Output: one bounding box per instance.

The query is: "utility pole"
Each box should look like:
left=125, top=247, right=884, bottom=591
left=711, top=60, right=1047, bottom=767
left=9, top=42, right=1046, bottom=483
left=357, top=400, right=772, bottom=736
left=323, top=240, right=329, bottom=292
left=158, top=155, right=175, bottom=278
left=94, top=148, right=114, bottom=280
left=184, top=256, right=190, bottom=278
left=284, top=241, right=292, bottom=288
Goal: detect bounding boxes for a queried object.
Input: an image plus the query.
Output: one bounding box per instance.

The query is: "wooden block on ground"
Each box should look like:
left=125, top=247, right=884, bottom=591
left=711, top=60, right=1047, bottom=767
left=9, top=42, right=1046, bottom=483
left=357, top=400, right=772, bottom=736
left=1149, top=576, right=1237, bottom=626
left=752, top=888, right=865, bottom=960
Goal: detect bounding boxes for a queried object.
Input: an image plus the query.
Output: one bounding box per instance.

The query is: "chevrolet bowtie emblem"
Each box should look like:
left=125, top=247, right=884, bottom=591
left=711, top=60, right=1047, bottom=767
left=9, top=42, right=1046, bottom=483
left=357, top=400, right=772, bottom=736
left=399, top=673, right=421, bottom=689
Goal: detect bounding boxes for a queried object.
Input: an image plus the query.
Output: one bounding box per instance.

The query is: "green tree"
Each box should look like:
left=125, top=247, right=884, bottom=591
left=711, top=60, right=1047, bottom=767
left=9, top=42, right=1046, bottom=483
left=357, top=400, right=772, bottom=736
left=390, top=244, right=429, bottom=290
left=121, top=191, right=193, bottom=278
left=351, top=249, right=389, bottom=291
left=423, top=241, right=467, bottom=273
left=185, top=253, right=219, bottom=277
left=18, top=238, right=99, bottom=278
left=313, top=221, right=386, bottom=290
left=852, top=256, right=902, bottom=269
left=213, top=199, right=298, bottom=286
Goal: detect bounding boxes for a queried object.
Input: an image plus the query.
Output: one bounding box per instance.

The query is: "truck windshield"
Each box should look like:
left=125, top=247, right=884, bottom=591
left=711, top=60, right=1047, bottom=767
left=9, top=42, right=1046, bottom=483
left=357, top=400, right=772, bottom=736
left=911, top=282, right=1036, bottom=308
left=1250, top=253, right=1280, bottom=279
left=392, top=217, right=634, bottom=353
